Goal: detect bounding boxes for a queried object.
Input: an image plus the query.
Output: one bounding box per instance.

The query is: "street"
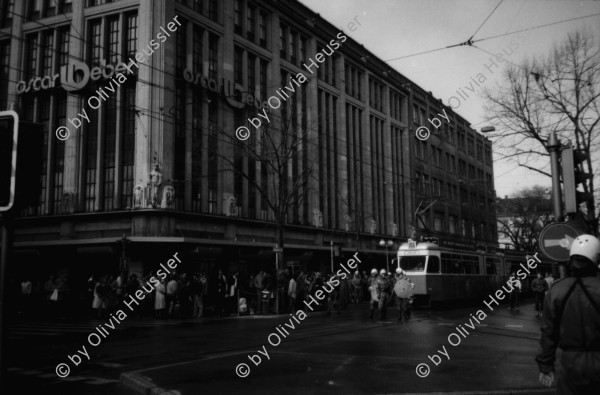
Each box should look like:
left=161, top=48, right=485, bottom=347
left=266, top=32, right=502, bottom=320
left=3, top=299, right=554, bottom=394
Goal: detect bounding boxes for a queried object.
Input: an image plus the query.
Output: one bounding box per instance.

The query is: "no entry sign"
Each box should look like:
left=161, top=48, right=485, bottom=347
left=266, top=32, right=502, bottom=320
left=539, top=223, right=582, bottom=262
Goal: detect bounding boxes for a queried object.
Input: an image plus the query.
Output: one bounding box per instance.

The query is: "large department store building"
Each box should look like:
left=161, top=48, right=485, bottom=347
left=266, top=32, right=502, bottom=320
left=0, top=0, right=497, bottom=279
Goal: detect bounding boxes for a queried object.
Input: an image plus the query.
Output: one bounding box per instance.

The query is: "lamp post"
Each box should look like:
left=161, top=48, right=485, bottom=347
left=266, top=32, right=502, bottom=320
left=379, top=239, right=394, bottom=272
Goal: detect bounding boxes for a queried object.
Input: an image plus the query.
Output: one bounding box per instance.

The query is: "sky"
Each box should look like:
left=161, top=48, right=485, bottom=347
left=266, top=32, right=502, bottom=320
left=298, top=0, right=600, bottom=199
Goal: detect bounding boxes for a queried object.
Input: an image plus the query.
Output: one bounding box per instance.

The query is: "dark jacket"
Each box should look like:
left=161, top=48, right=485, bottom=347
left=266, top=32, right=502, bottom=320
left=535, top=276, right=600, bottom=375
left=531, top=277, right=548, bottom=293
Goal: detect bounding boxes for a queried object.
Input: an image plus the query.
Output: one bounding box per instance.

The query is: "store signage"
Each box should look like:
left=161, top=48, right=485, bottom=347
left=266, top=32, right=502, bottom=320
left=182, top=68, right=268, bottom=111
left=16, top=59, right=136, bottom=95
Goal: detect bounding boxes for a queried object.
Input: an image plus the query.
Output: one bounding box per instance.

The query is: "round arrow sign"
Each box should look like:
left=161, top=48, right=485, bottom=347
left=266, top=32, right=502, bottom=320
left=539, top=223, right=582, bottom=262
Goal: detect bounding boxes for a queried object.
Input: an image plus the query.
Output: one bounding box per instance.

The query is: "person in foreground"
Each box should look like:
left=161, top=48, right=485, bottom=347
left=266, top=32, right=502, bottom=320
left=535, top=234, right=600, bottom=394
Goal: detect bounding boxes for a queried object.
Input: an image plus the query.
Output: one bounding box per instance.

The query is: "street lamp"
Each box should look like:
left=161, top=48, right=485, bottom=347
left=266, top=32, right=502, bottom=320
left=379, top=239, right=394, bottom=273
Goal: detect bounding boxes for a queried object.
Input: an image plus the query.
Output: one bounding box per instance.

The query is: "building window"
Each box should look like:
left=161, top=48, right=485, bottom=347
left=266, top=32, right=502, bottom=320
left=43, top=0, right=56, bottom=17
left=234, top=0, right=242, bottom=34
left=25, top=33, right=38, bottom=80
left=390, top=90, right=403, bottom=121
left=192, top=0, right=201, bottom=13
left=107, top=16, right=120, bottom=64
left=234, top=46, right=244, bottom=84
left=29, top=0, right=41, bottom=21
left=259, top=58, right=268, bottom=100
left=289, top=31, right=297, bottom=64
left=1, top=0, right=14, bottom=27
left=57, top=27, right=69, bottom=67
left=103, top=96, right=117, bottom=211
left=247, top=53, right=256, bottom=94
left=41, top=31, right=53, bottom=75
left=279, top=23, right=287, bottom=59
left=207, top=0, right=218, bottom=21
left=299, top=36, right=306, bottom=64
left=208, top=33, right=219, bottom=80
left=59, top=0, right=72, bottom=13
left=449, top=215, right=457, bottom=234
left=126, top=13, right=138, bottom=58
left=121, top=85, right=136, bottom=209
left=89, top=19, right=102, bottom=67
left=246, top=4, right=255, bottom=41
left=53, top=96, right=67, bottom=214
left=258, top=11, right=267, bottom=47
left=434, top=212, right=443, bottom=232
left=88, top=0, right=121, bottom=7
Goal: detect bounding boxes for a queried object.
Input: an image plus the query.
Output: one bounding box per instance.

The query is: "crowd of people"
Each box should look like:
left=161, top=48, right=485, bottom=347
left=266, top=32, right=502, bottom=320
left=8, top=265, right=418, bottom=321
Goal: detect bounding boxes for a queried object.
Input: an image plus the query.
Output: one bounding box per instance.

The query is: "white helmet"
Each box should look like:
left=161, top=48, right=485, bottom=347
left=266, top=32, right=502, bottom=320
left=371, top=268, right=378, bottom=275
left=395, top=267, right=402, bottom=274
left=570, top=234, right=600, bottom=264
left=380, top=269, right=387, bottom=275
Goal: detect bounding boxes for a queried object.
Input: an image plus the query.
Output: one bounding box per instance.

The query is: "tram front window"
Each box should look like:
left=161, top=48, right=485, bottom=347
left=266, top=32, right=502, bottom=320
left=400, top=256, right=426, bottom=272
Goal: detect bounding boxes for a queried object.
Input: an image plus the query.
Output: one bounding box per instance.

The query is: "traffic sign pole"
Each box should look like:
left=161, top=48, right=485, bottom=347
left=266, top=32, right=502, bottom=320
left=547, top=131, right=563, bottom=221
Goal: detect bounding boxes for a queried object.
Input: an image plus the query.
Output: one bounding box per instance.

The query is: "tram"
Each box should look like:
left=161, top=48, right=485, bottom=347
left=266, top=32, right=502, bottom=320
left=396, top=239, right=556, bottom=306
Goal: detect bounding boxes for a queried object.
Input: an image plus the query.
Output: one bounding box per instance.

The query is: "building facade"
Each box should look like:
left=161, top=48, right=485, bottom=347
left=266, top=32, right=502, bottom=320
left=0, top=0, right=497, bottom=279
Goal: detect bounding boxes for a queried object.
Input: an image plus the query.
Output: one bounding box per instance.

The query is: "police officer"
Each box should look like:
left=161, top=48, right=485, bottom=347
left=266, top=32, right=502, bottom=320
left=367, top=269, right=379, bottom=320
left=536, top=234, right=600, bottom=394
left=376, top=269, right=391, bottom=321
left=394, top=268, right=415, bottom=322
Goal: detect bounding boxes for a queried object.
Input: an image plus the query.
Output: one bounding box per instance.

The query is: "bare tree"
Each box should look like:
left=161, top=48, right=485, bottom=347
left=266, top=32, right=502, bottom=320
left=496, top=186, right=554, bottom=251
left=216, top=109, right=316, bottom=312
left=483, top=28, right=600, bottom=228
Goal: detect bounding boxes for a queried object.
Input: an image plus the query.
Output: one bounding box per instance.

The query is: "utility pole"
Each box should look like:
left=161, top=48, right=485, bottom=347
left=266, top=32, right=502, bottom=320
left=0, top=213, right=10, bottom=383
left=547, top=131, right=563, bottom=221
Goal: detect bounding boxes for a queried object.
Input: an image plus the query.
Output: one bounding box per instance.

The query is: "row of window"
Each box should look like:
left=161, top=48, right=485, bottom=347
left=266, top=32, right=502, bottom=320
left=410, top=255, right=519, bottom=275
left=175, top=0, right=219, bottom=22
left=235, top=0, right=268, bottom=48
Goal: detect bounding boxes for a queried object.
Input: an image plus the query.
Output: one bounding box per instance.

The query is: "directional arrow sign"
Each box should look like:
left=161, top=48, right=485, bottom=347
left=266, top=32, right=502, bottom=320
left=539, top=223, right=582, bottom=262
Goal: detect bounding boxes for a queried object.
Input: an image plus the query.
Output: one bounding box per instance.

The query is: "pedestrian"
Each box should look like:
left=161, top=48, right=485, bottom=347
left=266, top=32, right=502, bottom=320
left=376, top=269, right=391, bottom=321
left=536, top=234, right=600, bottom=393
left=288, top=274, right=297, bottom=312
left=92, top=276, right=109, bottom=319
left=179, top=273, right=192, bottom=318
left=215, top=270, right=228, bottom=317
left=19, top=276, right=32, bottom=316
left=351, top=271, right=362, bottom=303
left=394, top=268, right=415, bottom=322
left=228, top=272, right=239, bottom=316
left=191, top=273, right=204, bottom=318
left=531, top=272, right=548, bottom=317
left=253, top=271, right=264, bottom=314
left=508, top=271, right=522, bottom=310
left=166, top=274, right=178, bottom=318
left=154, top=279, right=166, bottom=319
left=367, top=269, right=379, bottom=320
left=327, top=275, right=342, bottom=315
left=544, top=272, right=555, bottom=290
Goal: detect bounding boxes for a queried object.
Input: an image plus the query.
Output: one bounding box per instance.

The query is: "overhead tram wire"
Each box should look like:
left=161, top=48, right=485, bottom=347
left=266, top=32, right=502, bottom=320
left=383, top=12, right=600, bottom=63
left=467, top=0, right=505, bottom=46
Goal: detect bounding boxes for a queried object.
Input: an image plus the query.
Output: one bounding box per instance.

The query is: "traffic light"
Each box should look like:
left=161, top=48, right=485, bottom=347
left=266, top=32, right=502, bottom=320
left=561, top=143, right=593, bottom=215
left=0, top=111, right=18, bottom=212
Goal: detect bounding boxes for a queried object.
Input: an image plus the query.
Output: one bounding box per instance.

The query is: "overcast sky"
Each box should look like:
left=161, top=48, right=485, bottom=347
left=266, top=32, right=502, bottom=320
left=298, top=0, right=600, bottom=198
